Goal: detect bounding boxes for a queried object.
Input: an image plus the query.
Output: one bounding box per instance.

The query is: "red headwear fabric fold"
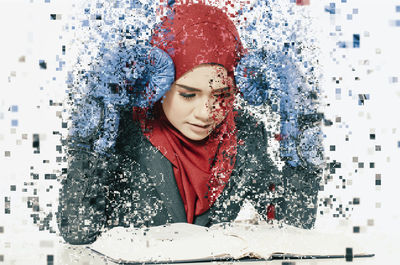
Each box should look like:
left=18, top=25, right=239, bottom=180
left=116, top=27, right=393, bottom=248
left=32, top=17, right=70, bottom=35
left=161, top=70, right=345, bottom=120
left=135, top=3, right=244, bottom=223
left=139, top=103, right=237, bottom=223
left=150, top=3, right=244, bottom=80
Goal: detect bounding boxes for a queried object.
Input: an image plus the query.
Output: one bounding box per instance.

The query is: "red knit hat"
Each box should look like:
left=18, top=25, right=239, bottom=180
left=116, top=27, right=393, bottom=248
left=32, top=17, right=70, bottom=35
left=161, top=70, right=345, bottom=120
left=150, top=3, right=244, bottom=81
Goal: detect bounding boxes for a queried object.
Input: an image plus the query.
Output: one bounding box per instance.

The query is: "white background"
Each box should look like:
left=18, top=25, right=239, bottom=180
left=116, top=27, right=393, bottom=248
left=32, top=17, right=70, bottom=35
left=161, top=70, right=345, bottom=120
left=0, top=0, right=399, bottom=264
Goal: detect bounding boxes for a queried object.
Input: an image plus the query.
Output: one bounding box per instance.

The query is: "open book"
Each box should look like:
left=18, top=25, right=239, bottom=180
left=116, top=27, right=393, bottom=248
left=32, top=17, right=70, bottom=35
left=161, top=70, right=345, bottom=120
left=89, top=222, right=374, bottom=264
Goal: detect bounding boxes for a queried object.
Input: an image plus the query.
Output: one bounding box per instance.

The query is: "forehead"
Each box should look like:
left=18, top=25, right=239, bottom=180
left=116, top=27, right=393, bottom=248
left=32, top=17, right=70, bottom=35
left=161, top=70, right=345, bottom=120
left=176, top=64, right=228, bottom=89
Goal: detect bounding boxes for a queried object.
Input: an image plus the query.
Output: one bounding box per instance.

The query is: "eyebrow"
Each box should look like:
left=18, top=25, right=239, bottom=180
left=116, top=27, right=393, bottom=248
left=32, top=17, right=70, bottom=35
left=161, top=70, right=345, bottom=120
left=176, top=84, right=230, bottom=93
left=175, top=84, right=201, bottom=92
left=213, top=87, right=230, bottom=93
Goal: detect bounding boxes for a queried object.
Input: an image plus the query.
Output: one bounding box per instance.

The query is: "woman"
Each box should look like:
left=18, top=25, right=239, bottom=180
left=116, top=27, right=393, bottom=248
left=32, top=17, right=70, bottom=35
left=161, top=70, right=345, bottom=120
left=58, top=3, right=321, bottom=245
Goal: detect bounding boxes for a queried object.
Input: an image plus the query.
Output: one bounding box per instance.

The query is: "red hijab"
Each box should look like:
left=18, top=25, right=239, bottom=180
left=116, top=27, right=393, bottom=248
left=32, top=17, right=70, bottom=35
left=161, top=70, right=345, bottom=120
left=136, top=103, right=237, bottom=223
left=134, top=3, right=244, bottom=223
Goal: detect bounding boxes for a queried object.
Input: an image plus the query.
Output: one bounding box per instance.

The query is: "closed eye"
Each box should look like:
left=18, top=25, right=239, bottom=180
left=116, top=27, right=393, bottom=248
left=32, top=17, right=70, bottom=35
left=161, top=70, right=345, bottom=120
left=213, top=93, right=232, bottom=99
left=179, top=92, right=196, bottom=99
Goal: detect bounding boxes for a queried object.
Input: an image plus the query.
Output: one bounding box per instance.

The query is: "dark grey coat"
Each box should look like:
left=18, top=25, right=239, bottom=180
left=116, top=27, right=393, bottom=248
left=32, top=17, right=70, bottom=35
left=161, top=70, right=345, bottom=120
left=57, top=108, right=321, bottom=245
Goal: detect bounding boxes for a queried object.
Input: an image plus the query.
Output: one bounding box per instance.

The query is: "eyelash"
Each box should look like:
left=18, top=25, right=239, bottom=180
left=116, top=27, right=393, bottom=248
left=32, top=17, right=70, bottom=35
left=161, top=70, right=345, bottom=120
left=179, top=93, right=196, bottom=100
left=178, top=92, right=232, bottom=101
left=214, top=93, right=231, bottom=99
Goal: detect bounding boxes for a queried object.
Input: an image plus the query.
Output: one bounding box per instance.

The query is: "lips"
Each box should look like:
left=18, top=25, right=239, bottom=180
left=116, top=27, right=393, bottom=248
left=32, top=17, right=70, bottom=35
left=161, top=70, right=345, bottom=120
left=190, top=123, right=212, bottom=128
left=188, top=123, right=212, bottom=134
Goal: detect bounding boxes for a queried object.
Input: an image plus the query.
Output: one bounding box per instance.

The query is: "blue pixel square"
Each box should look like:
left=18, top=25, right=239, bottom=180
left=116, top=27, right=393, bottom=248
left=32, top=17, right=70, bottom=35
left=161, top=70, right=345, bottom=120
left=11, top=105, right=18, bottom=112
left=338, top=41, right=347, bottom=48
left=325, top=3, right=336, bottom=14
left=353, top=34, right=360, bottom=48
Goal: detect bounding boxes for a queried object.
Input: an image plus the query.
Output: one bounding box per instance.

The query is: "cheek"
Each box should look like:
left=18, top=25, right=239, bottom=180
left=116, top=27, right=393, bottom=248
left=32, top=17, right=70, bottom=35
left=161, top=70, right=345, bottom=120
left=212, top=97, right=234, bottom=121
left=162, top=93, right=190, bottom=124
left=209, top=109, right=226, bottom=127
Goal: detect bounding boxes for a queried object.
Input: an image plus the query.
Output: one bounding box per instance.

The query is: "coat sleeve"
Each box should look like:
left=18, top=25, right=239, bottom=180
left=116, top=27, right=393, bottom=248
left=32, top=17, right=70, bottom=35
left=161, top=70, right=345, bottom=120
left=57, top=142, right=111, bottom=245
left=57, top=106, right=145, bottom=244
left=276, top=162, right=321, bottom=229
left=248, top=119, right=321, bottom=229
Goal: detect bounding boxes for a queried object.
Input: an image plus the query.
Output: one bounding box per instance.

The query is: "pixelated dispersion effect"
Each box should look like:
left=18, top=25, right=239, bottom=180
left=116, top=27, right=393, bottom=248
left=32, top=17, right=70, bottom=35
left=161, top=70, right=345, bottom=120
left=25, top=0, right=325, bottom=233
left=68, top=44, right=174, bottom=154
left=68, top=0, right=324, bottom=166
left=316, top=0, right=387, bottom=232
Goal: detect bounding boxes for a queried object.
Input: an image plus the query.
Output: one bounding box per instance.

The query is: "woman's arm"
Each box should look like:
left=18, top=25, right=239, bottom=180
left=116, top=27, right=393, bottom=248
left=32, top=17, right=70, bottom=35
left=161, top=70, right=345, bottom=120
left=248, top=117, right=321, bottom=229
left=276, top=163, right=321, bottom=229
left=57, top=141, right=110, bottom=245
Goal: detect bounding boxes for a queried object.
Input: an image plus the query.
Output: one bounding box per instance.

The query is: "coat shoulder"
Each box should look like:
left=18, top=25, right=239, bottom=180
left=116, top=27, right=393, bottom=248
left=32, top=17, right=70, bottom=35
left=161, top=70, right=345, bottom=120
left=234, top=108, right=269, bottom=145
left=114, top=109, right=144, bottom=155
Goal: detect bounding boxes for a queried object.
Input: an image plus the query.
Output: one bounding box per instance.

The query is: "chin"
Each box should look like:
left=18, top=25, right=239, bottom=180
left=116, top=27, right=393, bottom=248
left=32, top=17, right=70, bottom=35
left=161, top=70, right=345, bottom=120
left=186, top=133, right=208, bottom=141
left=183, top=130, right=209, bottom=141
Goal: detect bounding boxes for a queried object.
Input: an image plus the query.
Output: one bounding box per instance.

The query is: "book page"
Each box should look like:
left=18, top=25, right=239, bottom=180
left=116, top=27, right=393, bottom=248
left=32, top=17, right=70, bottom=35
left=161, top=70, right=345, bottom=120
left=89, top=223, right=248, bottom=263
left=209, top=222, right=374, bottom=259
left=89, top=221, right=374, bottom=263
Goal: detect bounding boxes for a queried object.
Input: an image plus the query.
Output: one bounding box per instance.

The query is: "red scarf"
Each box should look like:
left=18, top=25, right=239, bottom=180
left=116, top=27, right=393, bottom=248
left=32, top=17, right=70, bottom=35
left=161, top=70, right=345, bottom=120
left=134, top=104, right=237, bottom=223
left=134, top=3, right=244, bottom=223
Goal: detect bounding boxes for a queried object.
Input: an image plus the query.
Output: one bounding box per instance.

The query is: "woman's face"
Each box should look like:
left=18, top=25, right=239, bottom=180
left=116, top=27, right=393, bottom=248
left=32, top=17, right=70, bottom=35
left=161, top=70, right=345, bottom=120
left=161, top=64, right=235, bottom=141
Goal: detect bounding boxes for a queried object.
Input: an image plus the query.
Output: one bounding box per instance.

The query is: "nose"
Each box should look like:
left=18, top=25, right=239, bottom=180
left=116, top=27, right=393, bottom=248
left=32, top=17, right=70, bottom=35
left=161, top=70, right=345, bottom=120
left=193, top=97, right=212, bottom=123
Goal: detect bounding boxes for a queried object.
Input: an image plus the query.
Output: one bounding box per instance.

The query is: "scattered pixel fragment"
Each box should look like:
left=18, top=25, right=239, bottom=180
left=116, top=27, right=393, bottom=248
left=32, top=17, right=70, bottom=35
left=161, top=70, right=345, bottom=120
left=1, top=0, right=397, bottom=263
left=39, top=60, right=47, bottom=69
